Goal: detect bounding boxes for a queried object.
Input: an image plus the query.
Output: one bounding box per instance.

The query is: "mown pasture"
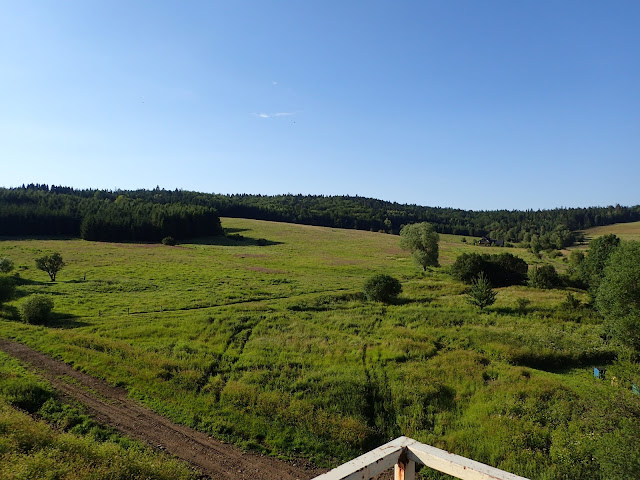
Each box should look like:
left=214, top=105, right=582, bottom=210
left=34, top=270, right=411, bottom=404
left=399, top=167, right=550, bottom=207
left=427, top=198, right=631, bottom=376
left=1, top=218, right=639, bottom=479
left=581, top=220, right=640, bottom=243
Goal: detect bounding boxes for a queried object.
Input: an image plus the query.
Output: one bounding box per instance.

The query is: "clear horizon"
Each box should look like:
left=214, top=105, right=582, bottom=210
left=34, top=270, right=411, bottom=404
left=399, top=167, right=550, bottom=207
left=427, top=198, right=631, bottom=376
left=2, top=1, right=639, bottom=211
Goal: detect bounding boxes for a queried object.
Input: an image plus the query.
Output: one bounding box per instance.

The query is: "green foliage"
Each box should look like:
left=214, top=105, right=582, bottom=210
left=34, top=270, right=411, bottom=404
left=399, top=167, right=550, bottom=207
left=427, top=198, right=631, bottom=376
left=0, top=218, right=635, bottom=476
left=466, top=273, right=497, bottom=310
left=561, top=292, right=582, bottom=310
left=399, top=222, right=439, bottom=270
left=0, top=276, right=16, bottom=306
left=580, top=234, right=620, bottom=294
left=162, top=236, right=177, bottom=246
left=363, top=274, right=402, bottom=302
left=528, top=264, right=560, bottom=289
left=35, top=252, right=65, bottom=281
left=0, top=257, right=14, bottom=274
left=81, top=201, right=222, bottom=242
left=596, top=241, right=640, bottom=356
left=21, top=295, right=54, bottom=324
left=515, top=297, right=531, bottom=315
left=0, top=352, right=196, bottom=479
left=451, top=252, right=528, bottom=286
left=568, top=250, right=584, bottom=267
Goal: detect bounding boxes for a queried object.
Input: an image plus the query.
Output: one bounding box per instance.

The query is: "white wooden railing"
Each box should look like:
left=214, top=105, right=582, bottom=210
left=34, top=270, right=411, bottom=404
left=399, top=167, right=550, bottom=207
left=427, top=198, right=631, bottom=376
left=312, top=436, right=529, bottom=480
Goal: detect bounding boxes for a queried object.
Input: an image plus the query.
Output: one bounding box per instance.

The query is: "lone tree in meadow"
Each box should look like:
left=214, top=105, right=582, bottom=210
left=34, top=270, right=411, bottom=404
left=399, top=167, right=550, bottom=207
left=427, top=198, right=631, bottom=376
left=35, top=252, right=65, bottom=282
left=467, top=272, right=497, bottom=310
left=400, top=222, right=439, bottom=271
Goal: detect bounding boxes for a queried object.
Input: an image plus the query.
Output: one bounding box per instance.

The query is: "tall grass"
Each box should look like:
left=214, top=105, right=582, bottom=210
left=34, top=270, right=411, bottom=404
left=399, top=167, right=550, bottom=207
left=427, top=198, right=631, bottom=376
left=0, top=218, right=638, bottom=477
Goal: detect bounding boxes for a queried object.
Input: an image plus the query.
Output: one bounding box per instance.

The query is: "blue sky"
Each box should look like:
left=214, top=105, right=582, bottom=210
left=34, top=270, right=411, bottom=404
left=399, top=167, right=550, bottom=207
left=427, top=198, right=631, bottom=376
left=1, top=1, right=639, bottom=210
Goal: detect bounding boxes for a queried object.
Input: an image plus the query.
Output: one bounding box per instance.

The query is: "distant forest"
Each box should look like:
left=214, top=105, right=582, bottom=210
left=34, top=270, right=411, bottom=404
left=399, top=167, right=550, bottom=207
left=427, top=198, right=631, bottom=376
left=1, top=185, right=639, bottom=248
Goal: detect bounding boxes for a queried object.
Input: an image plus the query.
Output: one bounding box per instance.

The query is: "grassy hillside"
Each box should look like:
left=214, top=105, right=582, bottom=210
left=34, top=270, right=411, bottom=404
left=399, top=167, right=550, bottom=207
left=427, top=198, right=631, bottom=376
left=0, top=218, right=638, bottom=479
left=0, top=351, right=196, bottom=480
left=581, top=220, right=640, bottom=242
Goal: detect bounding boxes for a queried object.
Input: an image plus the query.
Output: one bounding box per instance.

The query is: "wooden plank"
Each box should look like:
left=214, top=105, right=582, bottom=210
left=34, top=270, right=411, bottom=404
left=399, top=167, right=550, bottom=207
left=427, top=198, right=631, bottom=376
left=312, top=437, right=412, bottom=480
left=394, top=459, right=415, bottom=480
left=406, top=441, right=529, bottom=480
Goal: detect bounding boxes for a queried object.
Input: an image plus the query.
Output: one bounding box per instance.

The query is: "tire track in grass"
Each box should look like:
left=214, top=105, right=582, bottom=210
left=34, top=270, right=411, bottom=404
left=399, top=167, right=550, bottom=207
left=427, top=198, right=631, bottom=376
left=0, top=338, right=325, bottom=480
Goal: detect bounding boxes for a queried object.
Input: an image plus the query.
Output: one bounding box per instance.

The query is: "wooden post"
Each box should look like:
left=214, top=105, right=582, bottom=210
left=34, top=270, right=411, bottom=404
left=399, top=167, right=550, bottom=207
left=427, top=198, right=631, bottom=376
left=394, top=457, right=415, bottom=480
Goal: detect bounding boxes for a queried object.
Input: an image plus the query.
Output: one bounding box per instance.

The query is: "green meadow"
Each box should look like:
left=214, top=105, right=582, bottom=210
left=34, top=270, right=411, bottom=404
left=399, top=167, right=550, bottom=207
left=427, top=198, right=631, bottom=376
left=581, top=220, right=640, bottom=243
left=1, top=218, right=639, bottom=479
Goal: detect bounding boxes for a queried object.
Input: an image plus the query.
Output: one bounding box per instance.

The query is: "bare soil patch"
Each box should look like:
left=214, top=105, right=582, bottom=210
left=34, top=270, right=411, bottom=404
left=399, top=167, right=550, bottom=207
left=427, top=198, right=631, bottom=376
left=0, top=338, right=324, bottom=480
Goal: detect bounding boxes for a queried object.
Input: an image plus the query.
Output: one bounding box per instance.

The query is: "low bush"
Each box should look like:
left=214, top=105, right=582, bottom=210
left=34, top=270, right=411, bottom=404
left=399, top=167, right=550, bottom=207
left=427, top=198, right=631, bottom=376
left=363, top=274, right=402, bottom=302
left=161, top=236, right=177, bottom=246
left=21, top=295, right=54, bottom=324
left=529, top=265, right=560, bottom=289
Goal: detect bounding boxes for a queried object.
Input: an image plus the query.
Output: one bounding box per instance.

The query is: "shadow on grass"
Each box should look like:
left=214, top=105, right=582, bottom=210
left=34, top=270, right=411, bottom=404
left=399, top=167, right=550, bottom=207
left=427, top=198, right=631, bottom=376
left=0, top=235, right=78, bottom=242
left=48, top=312, right=90, bottom=329
left=508, top=349, right=618, bottom=372
left=12, top=276, right=50, bottom=287
left=0, top=305, right=20, bottom=321
left=0, top=307, right=88, bottom=328
left=189, top=235, right=283, bottom=247
left=393, top=296, right=434, bottom=306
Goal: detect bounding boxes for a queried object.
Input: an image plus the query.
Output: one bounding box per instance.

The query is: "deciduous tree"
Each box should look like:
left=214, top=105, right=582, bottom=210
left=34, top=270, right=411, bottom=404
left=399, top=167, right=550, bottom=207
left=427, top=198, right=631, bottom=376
left=399, top=222, right=439, bottom=271
left=35, top=253, right=65, bottom=282
left=596, top=241, right=640, bottom=356
left=580, top=234, right=620, bottom=295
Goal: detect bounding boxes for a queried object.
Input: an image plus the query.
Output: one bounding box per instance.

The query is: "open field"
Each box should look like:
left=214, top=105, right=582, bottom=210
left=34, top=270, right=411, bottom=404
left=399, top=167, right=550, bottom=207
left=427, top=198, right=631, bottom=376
left=1, top=218, right=639, bottom=479
left=581, top=220, right=640, bottom=243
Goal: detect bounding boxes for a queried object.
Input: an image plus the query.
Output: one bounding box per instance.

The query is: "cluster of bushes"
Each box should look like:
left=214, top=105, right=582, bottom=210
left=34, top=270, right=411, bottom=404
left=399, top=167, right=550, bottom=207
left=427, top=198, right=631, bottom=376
left=451, top=253, right=528, bottom=287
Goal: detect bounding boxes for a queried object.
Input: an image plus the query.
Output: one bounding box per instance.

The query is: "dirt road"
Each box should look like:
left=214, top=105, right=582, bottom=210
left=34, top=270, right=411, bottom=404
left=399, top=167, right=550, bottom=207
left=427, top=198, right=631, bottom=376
left=0, top=338, right=325, bottom=480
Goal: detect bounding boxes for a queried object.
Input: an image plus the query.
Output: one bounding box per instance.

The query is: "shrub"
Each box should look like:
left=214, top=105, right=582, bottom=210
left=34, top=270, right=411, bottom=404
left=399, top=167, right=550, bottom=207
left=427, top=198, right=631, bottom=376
left=21, top=295, right=54, bottom=325
left=161, top=236, right=177, bottom=246
left=529, top=265, right=560, bottom=289
left=561, top=292, right=581, bottom=310
left=466, top=273, right=497, bottom=310
left=515, top=298, right=531, bottom=315
left=0, top=257, right=14, bottom=274
left=256, top=238, right=268, bottom=246
left=363, top=274, right=402, bottom=302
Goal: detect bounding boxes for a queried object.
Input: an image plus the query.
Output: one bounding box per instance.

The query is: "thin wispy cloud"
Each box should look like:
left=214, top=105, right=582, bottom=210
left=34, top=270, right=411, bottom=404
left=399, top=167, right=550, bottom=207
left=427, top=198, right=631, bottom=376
left=253, top=112, right=294, bottom=119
